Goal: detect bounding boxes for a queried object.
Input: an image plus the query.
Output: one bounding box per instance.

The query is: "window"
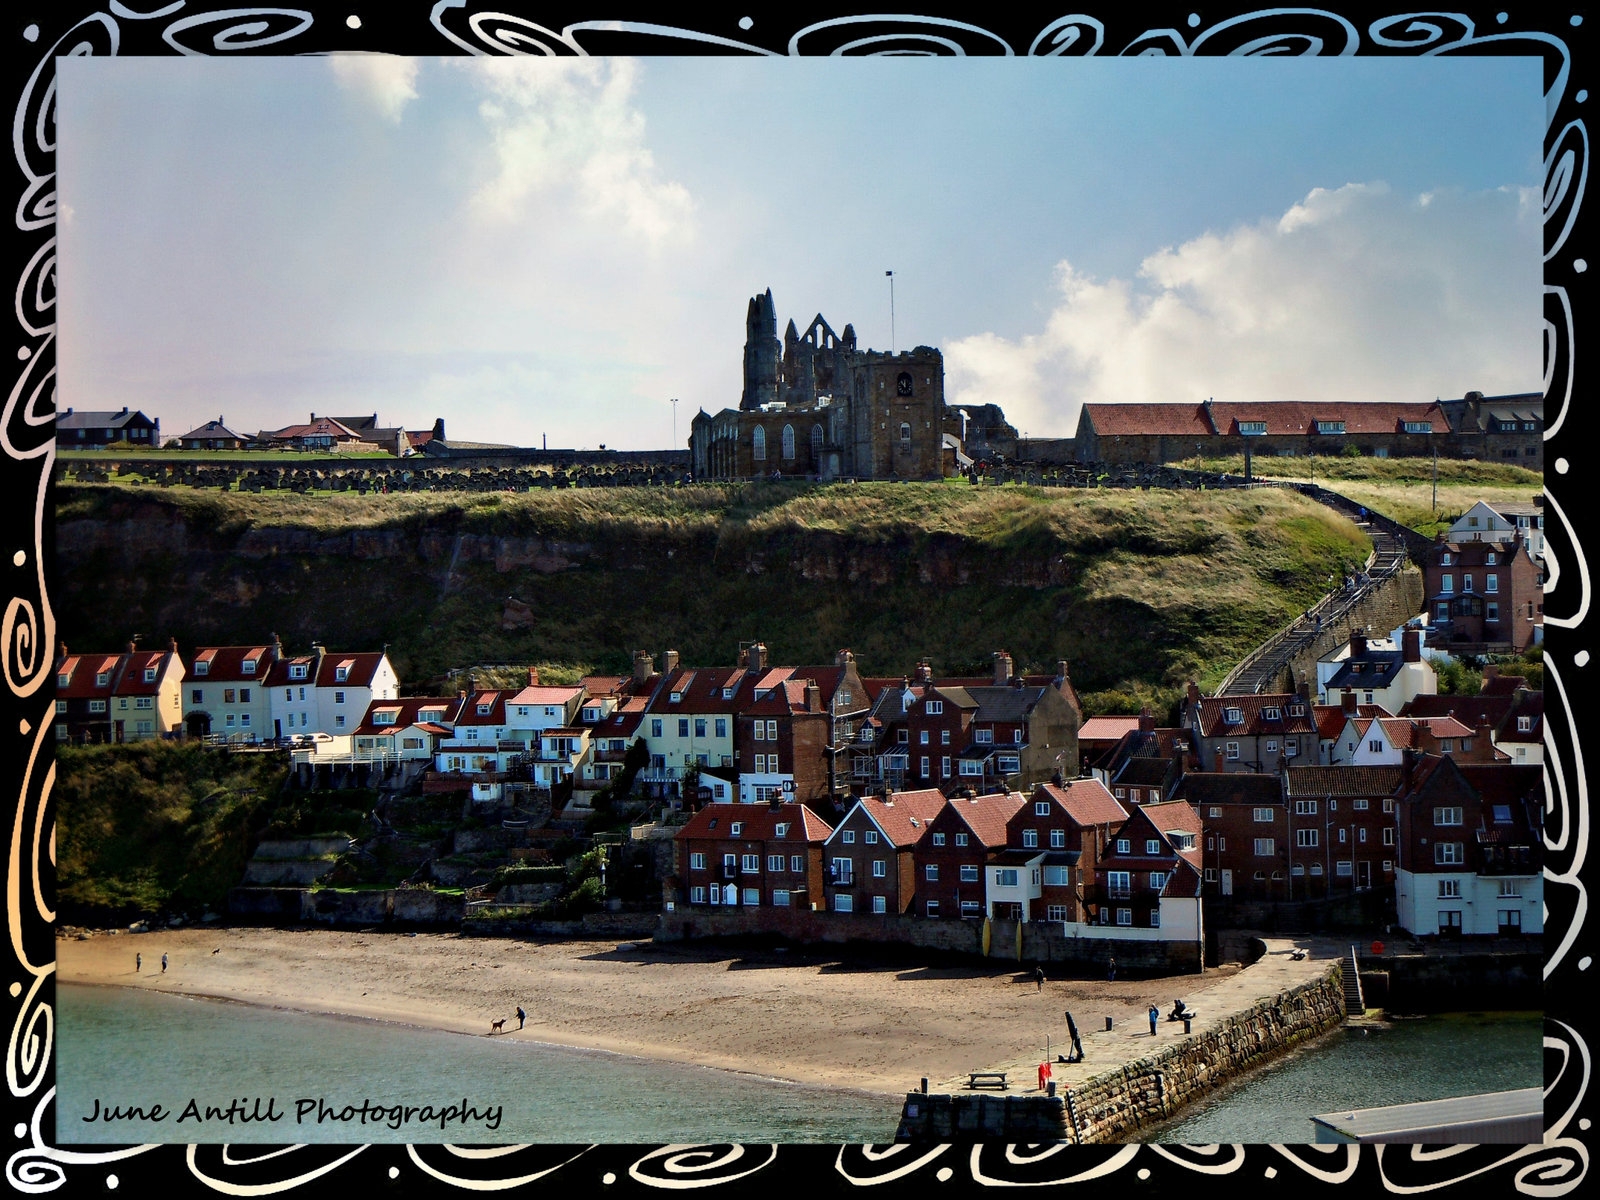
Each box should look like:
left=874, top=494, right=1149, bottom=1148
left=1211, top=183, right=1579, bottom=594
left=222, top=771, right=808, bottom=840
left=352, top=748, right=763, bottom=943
left=831, top=857, right=853, bottom=885
left=1464, top=574, right=1473, bottom=592
left=1315, top=420, right=1345, bottom=434
left=771, top=889, right=790, bottom=907
left=873, top=860, right=886, bottom=878
left=752, top=425, right=766, bottom=460
left=1434, top=807, right=1463, bottom=826
left=1204, top=867, right=1218, bottom=882
left=1499, top=879, right=1521, bottom=897
left=290, top=664, right=308, bottom=680
left=941, top=756, right=951, bottom=778
left=1254, top=838, right=1275, bottom=857
left=1252, top=807, right=1274, bottom=822
left=926, top=700, right=943, bottom=715
left=1486, top=551, right=1498, bottom=564
left=192, top=661, right=209, bottom=677
left=925, top=901, right=940, bottom=917
left=1117, top=908, right=1133, bottom=926
left=833, top=893, right=852, bottom=912
left=1145, top=838, right=1160, bottom=855
left=1296, top=829, right=1319, bottom=848
left=780, top=424, right=795, bottom=460
left=925, top=864, right=939, bottom=881
left=690, top=886, right=707, bottom=904
left=1116, top=838, right=1130, bottom=854
left=842, top=830, right=855, bottom=844
left=689, top=853, right=707, bottom=871
left=678, top=718, right=689, bottom=738
left=1239, top=420, right=1266, bottom=435
left=1149, top=871, right=1167, bottom=891
left=1022, top=830, right=1038, bottom=848
left=871, top=896, right=886, bottom=914
left=1115, top=788, right=1126, bottom=800
left=1383, top=827, right=1396, bottom=846
left=1035, top=801, right=1050, bottom=816
left=765, top=719, right=777, bottom=741
left=1224, top=706, right=1243, bottom=723
left=900, top=422, right=912, bottom=443
left=864, top=830, right=879, bottom=845
left=1265, top=740, right=1278, bottom=753
left=1263, top=706, right=1281, bottom=721
left=940, top=729, right=950, bottom=746
left=975, top=728, right=993, bottom=744
left=1295, top=800, right=1318, bottom=816
left=1434, top=842, right=1464, bottom=865
left=960, top=865, right=979, bottom=883
left=1050, top=829, right=1065, bottom=849
left=1226, top=741, right=1240, bottom=760
left=920, top=756, right=930, bottom=777
left=1441, top=574, right=1453, bottom=594
left=1107, top=871, right=1131, bottom=898
left=741, top=854, right=759, bottom=874
left=931, top=832, right=944, bottom=847
left=996, top=869, right=1018, bottom=887
left=955, top=833, right=968, bottom=847
left=767, top=855, right=784, bottom=872
left=694, top=718, right=707, bottom=738
left=730, top=822, right=742, bottom=836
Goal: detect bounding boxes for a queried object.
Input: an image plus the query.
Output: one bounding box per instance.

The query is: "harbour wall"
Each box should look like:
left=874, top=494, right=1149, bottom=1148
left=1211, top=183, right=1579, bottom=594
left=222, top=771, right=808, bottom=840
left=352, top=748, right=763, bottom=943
left=895, top=964, right=1346, bottom=1142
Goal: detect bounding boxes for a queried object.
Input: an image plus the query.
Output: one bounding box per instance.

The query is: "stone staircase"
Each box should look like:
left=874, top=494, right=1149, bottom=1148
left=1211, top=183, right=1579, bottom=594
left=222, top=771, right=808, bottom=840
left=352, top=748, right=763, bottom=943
left=1342, top=944, right=1366, bottom=1020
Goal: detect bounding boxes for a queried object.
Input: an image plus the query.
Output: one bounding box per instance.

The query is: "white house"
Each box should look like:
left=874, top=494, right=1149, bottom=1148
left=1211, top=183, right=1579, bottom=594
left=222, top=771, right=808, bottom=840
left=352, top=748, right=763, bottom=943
left=267, top=646, right=399, bottom=738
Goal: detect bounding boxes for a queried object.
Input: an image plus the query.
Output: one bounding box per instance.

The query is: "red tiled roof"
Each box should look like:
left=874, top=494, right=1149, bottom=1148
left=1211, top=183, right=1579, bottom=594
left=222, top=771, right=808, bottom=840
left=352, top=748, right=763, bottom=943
left=189, top=645, right=275, bottom=684
left=354, top=696, right=464, bottom=736
left=1083, top=403, right=1213, bottom=437
left=852, top=790, right=949, bottom=847
left=112, top=650, right=182, bottom=696
left=1078, top=716, right=1143, bottom=742
left=676, top=802, right=833, bottom=843
left=1192, top=694, right=1316, bottom=737
left=1314, top=702, right=1390, bottom=739
left=943, top=790, right=1026, bottom=847
left=507, top=685, right=584, bottom=708
left=1210, top=400, right=1448, bottom=435
left=55, top=653, right=123, bottom=698
left=456, top=691, right=507, bottom=726
left=1036, top=779, right=1129, bottom=827
left=316, top=653, right=387, bottom=689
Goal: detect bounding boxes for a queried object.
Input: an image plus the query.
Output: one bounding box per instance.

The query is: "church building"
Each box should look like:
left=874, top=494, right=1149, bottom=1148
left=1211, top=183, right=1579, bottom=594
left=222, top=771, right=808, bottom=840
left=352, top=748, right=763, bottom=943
left=689, top=288, right=948, bottom=480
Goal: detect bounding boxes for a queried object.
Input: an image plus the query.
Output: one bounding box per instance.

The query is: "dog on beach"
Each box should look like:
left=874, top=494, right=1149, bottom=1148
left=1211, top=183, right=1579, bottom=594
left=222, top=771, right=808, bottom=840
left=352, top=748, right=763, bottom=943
left=490, top=1018, right=506, bottom=1034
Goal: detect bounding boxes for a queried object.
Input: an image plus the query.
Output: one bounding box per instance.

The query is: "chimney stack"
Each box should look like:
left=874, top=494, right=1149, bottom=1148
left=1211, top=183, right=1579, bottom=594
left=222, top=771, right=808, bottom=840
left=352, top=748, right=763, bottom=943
left=528, top=666, right=540, bottom=687
left=1402, top=628, right=1422, bottom=663
left=1351, top=630, right=1368, bottom=659
left=915, top=660, right=933, bottom=685
left=1138, top=707, right=1155, bottom=733
left=752, top=643, right=768, bottom=671
left=1484, top=663, right=1500, bottom=680
left=835, top=649, right=854, bottom=667
left=805, top=682, right=821, bottom=713
left=661, top=650, right=680, bottom=674
left=1341, top=690, right=1357, bottom=714
left=993, top=651, right=1012, bottom=685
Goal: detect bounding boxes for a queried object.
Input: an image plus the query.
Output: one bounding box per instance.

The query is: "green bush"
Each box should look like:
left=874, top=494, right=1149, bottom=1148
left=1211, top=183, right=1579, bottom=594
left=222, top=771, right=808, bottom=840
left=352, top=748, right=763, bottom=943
left=1340, top=443, right=1363, bottom=458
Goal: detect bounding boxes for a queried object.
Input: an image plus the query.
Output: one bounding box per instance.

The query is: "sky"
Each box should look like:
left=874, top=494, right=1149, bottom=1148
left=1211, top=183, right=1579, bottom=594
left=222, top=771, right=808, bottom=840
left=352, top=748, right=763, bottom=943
left=56, top=56, right=1544, bottom=451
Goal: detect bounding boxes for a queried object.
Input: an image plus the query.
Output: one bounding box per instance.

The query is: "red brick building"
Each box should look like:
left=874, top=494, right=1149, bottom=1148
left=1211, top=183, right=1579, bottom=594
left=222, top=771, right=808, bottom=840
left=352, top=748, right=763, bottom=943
left=1005, top=778, right=1128, bottom=923
left=1420, top=532, right=1542, bottom=651
left=1095, top=800, right=1204, bottom=929
left=821, top=789, right=947, bottom=915
left=911, top=790, right=1025, bottom=919
left=674, top=802, right=834, bottom=909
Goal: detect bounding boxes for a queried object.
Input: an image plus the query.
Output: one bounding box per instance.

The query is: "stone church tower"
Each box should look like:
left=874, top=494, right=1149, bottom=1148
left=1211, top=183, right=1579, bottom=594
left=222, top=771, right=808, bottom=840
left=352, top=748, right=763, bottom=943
left=740, top=288, right=781, bottom=411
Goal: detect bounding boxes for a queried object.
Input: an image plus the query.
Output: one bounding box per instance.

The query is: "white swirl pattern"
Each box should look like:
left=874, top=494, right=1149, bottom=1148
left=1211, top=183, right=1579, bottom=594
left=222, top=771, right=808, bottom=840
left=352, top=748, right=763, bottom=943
left=2, top=4, right=1586, bottom=1196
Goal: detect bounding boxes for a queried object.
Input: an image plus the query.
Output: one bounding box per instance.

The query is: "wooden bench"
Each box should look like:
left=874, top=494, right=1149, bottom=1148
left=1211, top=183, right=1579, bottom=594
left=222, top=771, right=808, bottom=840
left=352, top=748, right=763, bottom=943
left=966, top=1072, right=1008, bottom=1090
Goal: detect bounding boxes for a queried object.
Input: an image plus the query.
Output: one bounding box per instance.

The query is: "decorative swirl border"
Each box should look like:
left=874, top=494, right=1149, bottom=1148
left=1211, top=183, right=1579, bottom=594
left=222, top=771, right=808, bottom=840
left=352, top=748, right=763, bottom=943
left=3, top=4, right=1584, bottom=1196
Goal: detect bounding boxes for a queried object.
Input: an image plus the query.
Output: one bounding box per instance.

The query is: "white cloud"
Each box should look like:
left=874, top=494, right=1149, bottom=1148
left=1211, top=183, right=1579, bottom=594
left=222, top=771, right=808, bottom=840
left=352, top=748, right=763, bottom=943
left=945, top=182, right=1542, bottom=437
left=328, top=55, right=419, bottom=122
left=454, top=57, right=694, bottom=249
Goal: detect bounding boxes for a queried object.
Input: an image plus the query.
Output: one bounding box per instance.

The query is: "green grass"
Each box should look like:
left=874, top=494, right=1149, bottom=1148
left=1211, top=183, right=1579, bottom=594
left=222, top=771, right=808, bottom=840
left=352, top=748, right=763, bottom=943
left=60, top=448, right=397, bottom=463
left=57, top=480, right=1370, bottom=705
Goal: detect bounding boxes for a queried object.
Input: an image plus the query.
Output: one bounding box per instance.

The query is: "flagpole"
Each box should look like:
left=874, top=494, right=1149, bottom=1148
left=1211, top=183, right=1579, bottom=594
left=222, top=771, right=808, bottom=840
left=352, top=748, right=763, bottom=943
left=886, top=269, right=895, bottom=353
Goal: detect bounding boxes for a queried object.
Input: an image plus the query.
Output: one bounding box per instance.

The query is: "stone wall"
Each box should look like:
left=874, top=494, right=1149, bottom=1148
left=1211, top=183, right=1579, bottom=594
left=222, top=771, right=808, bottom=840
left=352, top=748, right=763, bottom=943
left=1284, top=568, right=1425, bottom=695
left=460, top=910, right=663, bottom=939
left=654, top=906, right=1202, bottom=973
left=893, top=965, right=1345, bottom=1143
left=1366, top=951, right=1541, bottom=1012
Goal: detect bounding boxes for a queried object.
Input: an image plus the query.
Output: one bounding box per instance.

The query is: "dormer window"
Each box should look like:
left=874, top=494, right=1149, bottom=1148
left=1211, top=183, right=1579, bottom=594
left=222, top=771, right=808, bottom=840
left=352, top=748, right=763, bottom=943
left=290, top=664, right=308, bottom=680
left=335, top=667, right=349, bottom=682
left=96, top=671, right=111, bottom=686
left=730, top=822, right=742, bottom=836
left=1403, top=420, right=1431, bottom=434
left=1288, top=703, right=1305, bottom=716
left=1224, top=707, right=1242, bottom=724
left=242, top=659, right=256, bottom=673
left=143, top=668, right=157, bottom=682
left=1263, top=706, right=1280, bottom=721
left=372, top=709, right=397, bottom=726
left=670, top=692, right=682, bottom=703
left=1238, top=421, right=1266, bottom=435
left=1486, top=552, right=1498, bottom=565
left=1441, top=553, right=1453, bottom=566
left=477, top=704, right=492, bottom=715
left=193, top=661, right=209, bottom=676
left=775, top=823, right=788, bottom=837
left=1315, top=420, right=1345, bottom=435
left=57, top=673, right=69, bottom=688
left=722, top=688, right=734, bottom=700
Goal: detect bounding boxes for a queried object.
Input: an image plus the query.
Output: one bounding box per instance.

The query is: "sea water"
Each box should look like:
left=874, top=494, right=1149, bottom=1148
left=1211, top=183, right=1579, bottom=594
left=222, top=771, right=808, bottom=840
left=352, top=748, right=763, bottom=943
left=55, top=984, right=901, bottom=1144
left=1148, top=1011, right=1544, bottom=1143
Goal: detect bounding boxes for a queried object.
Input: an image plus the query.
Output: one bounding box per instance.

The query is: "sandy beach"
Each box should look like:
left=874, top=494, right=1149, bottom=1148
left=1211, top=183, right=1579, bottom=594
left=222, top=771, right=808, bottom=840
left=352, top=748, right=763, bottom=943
left=57, top=926, right=1338, bottom=1097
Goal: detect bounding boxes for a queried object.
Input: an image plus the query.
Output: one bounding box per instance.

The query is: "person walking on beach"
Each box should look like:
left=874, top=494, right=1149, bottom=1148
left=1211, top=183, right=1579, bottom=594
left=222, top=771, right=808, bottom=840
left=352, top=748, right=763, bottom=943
left=1034, top=966, right=1045, bottom=992
left=1107, top=957, right=1116, bottom=982
left=516, top=1005, right=526, bottom=1030
left=135, top=952, right=141, bottom=973
left=161, top=953, right=168, bottom=974
left=1148, top=1004, right=1159, bottom=1037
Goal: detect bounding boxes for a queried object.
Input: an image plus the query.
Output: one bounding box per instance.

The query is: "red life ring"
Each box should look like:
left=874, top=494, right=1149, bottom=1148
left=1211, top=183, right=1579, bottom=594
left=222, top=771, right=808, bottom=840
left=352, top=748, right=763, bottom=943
left=1371, top=940, right=1385, bottom=955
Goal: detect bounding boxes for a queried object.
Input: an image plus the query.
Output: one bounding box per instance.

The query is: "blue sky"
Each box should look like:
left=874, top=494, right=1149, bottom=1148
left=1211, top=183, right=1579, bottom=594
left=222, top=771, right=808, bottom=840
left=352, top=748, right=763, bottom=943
left=57, top=56, right=1542, bottom=450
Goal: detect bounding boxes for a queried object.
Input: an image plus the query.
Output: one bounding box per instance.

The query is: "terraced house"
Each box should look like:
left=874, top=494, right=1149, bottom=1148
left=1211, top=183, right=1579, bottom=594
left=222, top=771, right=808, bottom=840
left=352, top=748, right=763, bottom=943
left=674, top=802, right=834, bottom=909
left=182, top=641, right=279, bottom=740
left=1181, top=685, right=1318, bottom=773
left=822, top=789, right=948, bottom=914
left=266, top=645, right=399, bottom=739
left=912, top=789, right=1026, bottom=920
left=1001, top=778, right=1129, bottom=923
left=1094, top=800, right=1205, bottom=938
left=55, top=641, right=184, bottom=744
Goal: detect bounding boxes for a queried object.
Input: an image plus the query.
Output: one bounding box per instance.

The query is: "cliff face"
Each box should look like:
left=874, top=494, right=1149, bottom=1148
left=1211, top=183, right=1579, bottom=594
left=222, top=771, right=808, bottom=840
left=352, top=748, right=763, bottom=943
left=53, top=487, right=1353, bottom=698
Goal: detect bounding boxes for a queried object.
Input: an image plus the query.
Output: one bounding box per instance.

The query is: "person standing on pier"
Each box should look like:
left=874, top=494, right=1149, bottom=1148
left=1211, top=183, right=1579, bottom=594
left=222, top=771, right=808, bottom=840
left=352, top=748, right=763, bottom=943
left=1148, top=1004, right=1159, bottom=1036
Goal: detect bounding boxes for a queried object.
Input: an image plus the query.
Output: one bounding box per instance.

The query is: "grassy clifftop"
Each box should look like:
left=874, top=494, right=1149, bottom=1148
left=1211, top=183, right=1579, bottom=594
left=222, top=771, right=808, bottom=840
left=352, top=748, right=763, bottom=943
left=55, top=480, right=1370, bottom=714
